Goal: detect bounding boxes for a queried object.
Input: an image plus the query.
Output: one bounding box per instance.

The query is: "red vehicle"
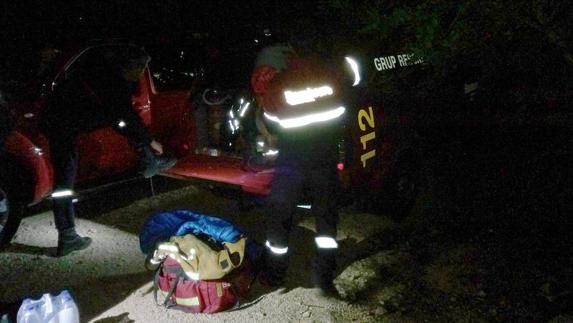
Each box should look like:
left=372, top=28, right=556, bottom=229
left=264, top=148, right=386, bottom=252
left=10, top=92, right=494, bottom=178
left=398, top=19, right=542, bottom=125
left=1, top=41, right=195, bottom=209
left=1, top=40, right=420, bottom=223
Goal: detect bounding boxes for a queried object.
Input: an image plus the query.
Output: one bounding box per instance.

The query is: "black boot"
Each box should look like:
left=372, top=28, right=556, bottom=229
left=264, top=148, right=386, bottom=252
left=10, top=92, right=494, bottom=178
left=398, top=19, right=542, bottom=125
left=312, top=249, right=339, bottom=297
left=57, top=228, right=92, bottom=257
left=138, top=146, right=177, bottom=178
left=258, top=249, right=289, bottom=288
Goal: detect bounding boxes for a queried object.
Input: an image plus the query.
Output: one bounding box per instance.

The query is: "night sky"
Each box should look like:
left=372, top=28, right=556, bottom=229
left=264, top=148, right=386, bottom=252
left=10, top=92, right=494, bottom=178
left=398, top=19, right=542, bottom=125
left=1, top=1, right=319, bottom=45
left=1, top=0, right=320, bottom=84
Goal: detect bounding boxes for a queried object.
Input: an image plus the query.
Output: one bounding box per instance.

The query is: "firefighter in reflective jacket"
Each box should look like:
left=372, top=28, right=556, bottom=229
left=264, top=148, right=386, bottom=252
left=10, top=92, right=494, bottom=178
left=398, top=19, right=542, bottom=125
left=251, top=43, right=346, bottom=296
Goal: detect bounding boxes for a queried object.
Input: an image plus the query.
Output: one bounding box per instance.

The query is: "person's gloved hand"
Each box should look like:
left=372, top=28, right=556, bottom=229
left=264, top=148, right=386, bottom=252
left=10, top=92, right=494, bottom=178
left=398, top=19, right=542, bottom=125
left=150, top=140, right=164, bottom=155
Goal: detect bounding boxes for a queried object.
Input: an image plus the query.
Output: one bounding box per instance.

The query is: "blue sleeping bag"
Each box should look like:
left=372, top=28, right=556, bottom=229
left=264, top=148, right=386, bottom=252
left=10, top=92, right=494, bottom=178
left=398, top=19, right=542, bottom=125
left=139, top=209, right=262, bottom=262
left=139, top=209, right=243, bottom=254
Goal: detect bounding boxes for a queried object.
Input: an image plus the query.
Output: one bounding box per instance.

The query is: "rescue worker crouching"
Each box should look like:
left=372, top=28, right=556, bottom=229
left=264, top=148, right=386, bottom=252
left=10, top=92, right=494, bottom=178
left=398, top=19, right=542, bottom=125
left=40, top=45, right=177, bottom=257
left=251, top=32, right=346, bottom=297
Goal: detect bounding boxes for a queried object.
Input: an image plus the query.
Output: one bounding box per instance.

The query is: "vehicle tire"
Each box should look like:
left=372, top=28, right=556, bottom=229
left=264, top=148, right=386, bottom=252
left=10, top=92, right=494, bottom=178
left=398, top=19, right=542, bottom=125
left=0, top=153, right=32, bottom=247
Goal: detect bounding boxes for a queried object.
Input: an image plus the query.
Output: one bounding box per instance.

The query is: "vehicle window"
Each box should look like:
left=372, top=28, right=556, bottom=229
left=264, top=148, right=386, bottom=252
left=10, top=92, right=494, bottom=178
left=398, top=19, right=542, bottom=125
left=63, top=47, right=108, bottom=82
left=49, top=44, right=151, bottom=96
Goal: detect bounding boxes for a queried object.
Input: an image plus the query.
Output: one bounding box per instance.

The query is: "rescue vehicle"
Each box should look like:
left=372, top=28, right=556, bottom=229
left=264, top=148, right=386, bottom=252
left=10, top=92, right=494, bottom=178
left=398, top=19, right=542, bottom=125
left=0, top=39, right=421, bottom=230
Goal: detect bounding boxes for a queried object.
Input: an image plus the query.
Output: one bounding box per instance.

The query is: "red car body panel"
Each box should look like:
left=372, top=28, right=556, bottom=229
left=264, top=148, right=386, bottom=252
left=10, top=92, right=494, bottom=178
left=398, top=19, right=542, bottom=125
left=4, top=131, right=52, bottom=203
left=4, top=42, right=196, bottom=205
left=76, top=128, right=138, bottom=182
left=165, top=154, right=273, bottom=196
left=149, top=90, right=196, bottom=157
left=132, top=69, right=155, bottom=126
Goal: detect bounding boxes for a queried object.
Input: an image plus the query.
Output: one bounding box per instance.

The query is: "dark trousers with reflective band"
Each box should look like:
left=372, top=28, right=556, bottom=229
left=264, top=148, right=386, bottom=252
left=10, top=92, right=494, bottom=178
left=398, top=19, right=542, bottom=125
left=265, top=157, right=339, bottom=248
left=46, top=114, right=151, bottom=233
left=49, top=135, right=80, bottom=232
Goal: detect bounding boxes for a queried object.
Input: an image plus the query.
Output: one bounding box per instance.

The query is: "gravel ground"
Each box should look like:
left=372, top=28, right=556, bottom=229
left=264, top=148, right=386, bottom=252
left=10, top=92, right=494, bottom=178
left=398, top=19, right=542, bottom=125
left=0, top=182, right=392, bottom=323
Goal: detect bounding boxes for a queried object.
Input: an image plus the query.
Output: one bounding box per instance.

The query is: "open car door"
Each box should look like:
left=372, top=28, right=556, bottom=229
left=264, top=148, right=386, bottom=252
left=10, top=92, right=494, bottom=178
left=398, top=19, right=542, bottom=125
left=162, top=51, right=424, bottom=215
left=162, top=90, right=275, bottom=196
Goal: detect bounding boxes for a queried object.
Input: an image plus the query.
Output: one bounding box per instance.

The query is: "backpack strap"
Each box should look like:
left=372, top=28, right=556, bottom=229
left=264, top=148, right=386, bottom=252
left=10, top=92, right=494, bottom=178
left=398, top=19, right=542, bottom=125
left=153, top=265, right=183, bottom=308
left=225, top=293, right=266, bottom=312
left=152, top=267, right=162, bottom=305
left=222, top=258, right=262, bottom=312
left=223, top=237, right=247, bottom=267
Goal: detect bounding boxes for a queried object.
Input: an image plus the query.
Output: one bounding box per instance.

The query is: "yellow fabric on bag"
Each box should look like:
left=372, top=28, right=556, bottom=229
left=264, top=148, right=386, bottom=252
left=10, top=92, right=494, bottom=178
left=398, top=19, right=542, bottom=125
left=158, top=289, right=201, bottom=307
left=156, top=235, right=246, bottom=280
left=175, top=296, right=201, bottom=307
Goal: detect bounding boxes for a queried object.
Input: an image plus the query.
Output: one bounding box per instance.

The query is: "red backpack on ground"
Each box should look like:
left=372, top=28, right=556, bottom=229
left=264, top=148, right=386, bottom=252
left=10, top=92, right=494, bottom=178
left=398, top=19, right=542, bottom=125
left=154, top=257, right=255, bottom=313
left=151, top=234, right=257, bottom=314
left=142, top=210, right=260, bottom=313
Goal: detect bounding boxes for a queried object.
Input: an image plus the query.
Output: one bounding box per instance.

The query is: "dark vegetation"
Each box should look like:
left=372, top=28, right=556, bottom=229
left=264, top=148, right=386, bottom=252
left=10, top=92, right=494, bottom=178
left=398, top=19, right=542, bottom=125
left=317, top=1, right=573, bottom=321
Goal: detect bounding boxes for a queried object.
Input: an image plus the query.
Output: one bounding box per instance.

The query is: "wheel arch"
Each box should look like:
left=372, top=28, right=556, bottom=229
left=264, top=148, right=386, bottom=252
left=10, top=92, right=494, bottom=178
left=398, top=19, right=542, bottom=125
left=3, top=131, right=53, bottom=205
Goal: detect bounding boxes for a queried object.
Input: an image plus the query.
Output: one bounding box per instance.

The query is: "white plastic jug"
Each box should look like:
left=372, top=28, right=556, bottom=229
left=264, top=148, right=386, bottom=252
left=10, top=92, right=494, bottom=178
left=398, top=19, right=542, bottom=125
left=54, top=291, right=79, bottom=323
left=17, top=297, right=45, bottom=323
left=16, top=290, right=79, bottom=323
